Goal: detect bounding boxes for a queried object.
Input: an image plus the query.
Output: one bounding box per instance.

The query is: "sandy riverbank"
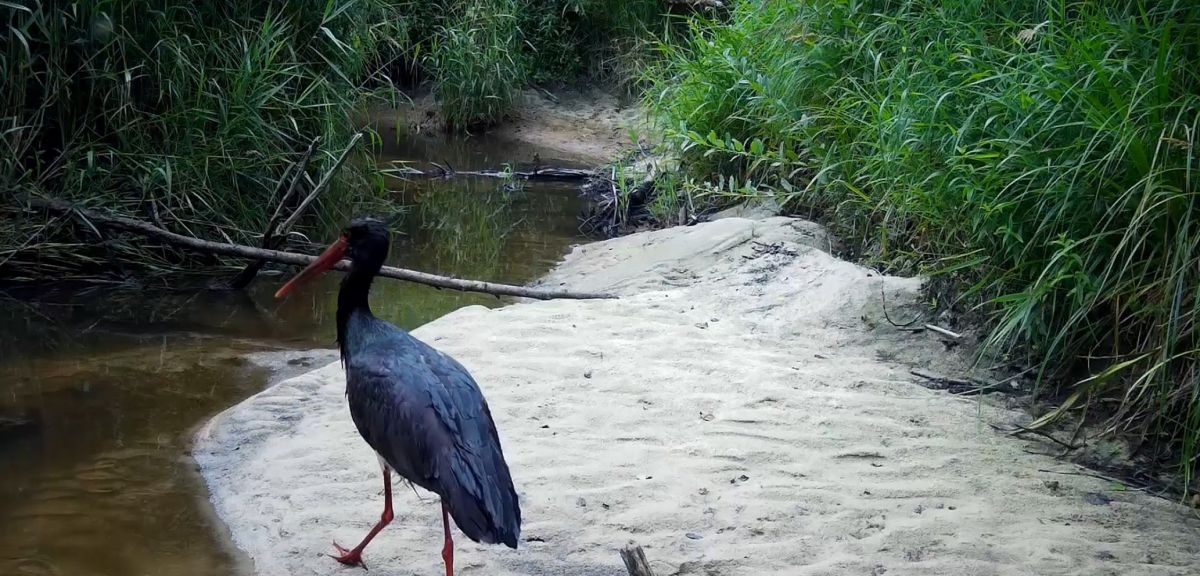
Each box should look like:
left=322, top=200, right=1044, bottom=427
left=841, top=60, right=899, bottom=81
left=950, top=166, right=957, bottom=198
left=378, top=88, right=645, bottom=166
left=194, top=214, right=1200, bottom=576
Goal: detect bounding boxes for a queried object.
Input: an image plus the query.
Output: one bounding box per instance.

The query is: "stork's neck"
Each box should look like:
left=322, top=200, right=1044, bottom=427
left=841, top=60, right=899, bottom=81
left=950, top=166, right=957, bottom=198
left=336, top=262, right=377, bottom=361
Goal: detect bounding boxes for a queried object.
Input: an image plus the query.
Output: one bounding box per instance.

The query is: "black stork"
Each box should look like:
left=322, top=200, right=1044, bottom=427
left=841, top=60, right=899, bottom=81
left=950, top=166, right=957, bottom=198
left=274, top=217, right=520, bottom=574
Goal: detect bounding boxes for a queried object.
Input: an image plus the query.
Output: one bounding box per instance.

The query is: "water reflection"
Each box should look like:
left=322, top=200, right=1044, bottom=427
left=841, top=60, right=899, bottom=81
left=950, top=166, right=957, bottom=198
left=0, top=125, right=589, bottom=576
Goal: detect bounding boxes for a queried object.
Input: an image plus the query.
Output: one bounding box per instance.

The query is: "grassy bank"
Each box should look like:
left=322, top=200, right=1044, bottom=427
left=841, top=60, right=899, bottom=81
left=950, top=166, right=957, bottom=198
left=643, top=1, right=1200, bottom=484
left=0, top=0, right=673, bottom=282
left=405, top=0, right=669, bottom=128
left=1, top=1, right=401, bottom=280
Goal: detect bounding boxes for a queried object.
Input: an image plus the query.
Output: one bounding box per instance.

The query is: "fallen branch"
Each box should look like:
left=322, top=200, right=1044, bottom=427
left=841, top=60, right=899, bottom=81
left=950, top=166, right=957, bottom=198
left=28, top=197, right=616, bottom=301
left=385, top=164, right=595, bottom=181
left=620, top=544, right=657, bottom=576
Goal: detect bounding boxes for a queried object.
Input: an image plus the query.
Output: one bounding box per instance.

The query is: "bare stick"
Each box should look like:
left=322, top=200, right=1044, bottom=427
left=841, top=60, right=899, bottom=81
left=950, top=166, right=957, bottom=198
left=991, top=423, right=1082, bottom=451
left=880, top=287, right=923, bottom=328
left=228, top=137, right=321, bottom=290
left=276, top=132, right=364, bottom=235
left=27, top=197, right=616, bottom=301
left=266, top=137, right=322, bottom=236
left=924, top=324, right=963, bottom=340
left=619, top=545, right=656, bottom=576
left=384, top=165, right=595, bottom=181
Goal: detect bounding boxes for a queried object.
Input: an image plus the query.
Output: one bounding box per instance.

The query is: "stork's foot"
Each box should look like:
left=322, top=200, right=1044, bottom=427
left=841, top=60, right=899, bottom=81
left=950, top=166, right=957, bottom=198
left=329, top=541, right=368, bottom=570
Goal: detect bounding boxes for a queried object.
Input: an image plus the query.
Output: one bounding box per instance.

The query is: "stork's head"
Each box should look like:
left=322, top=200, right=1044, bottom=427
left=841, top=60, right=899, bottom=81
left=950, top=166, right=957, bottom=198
left=343, top=217, right=391, bottom=271
left=274, top=217, right=392, bottom=298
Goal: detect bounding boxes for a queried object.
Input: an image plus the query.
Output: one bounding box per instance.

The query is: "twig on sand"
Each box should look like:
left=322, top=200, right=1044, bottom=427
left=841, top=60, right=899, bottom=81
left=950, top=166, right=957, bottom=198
left=910, top=369, right=980, bottom=394
left=992, top=423, right=1083, bottom=452
left=924, top=323, right=963, bottom=340
left=620, top=544, right=657, bottom=576
left=880, top=287, right=923, bottom=327
left=1035, top=468, right=1179, bottom=503
left=26, top=197, right=616, bottom=301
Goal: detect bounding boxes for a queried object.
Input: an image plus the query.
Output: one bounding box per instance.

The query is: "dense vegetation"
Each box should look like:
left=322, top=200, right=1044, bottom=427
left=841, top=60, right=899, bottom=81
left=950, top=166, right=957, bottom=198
left=399, top=0, right=666, bottom=127
left=5, top=0, right=1199, bottom=488
left=1, top=1, right=401, bottom=280
left=643, top=0, right=1200, bottom=484
left=0, top=0, right=665, bottom=281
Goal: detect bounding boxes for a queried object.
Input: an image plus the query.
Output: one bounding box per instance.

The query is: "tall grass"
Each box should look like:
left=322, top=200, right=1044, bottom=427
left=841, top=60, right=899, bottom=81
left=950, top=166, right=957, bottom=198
left=0, top=0, right=673, bottom=280
left=0, top=1, right=402, bottom=280
left=518, top=0, right=669, bottom=93
left=406, top=0, right=671, bottom=127
left=646, top=0, right=1200, bottom=482
left=431, top=0, right=525, bottom=129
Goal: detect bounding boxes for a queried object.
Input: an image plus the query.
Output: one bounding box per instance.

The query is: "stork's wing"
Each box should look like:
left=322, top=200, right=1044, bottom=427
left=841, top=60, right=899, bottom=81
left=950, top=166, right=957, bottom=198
left=345, top=332, right=521, bottom=548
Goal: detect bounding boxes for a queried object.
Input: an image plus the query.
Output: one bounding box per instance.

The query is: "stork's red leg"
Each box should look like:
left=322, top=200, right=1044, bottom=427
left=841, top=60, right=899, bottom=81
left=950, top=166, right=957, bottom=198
left=330, top=466, right=394, bottom=569
left=441, top=502, right=454, bottom=576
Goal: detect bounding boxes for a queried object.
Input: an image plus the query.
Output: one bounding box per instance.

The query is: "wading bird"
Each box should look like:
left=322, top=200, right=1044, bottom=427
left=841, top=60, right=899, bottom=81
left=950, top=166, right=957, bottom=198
left=274, top=218, right=520, bottom=574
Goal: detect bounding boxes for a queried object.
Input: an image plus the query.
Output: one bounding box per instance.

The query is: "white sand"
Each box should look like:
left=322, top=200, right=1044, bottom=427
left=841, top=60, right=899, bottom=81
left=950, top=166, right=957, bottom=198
left=195, top=215, right=1200, bottom=576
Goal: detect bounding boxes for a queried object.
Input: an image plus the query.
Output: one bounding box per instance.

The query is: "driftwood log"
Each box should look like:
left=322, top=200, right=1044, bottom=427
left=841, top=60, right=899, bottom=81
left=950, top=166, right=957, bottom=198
left=385, top=164, right=595, bottom=181
left=28, top=197, right=615, bottom=301
left=620, top=544, right=657, bottom=576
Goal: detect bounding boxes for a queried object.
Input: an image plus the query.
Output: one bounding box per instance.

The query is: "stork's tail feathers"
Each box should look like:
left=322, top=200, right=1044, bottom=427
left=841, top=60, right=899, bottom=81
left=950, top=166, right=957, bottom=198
left=439, top=448, right=521, bottom=548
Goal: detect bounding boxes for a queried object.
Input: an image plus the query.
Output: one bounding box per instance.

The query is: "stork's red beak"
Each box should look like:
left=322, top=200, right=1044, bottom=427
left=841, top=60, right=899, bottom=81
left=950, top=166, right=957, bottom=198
left=274, top=236, right=348, bottom=298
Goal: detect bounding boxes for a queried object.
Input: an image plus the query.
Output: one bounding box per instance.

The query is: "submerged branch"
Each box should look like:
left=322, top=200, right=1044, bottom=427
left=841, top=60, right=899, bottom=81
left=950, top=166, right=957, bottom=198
left=385, top=164, right=595, bottom=181
left=27, top=197, right=616, bottom=301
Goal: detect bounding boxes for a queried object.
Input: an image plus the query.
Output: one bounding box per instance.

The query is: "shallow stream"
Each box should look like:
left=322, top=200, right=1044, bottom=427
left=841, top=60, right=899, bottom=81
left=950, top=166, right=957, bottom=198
left=0, top=126, right=590, bottom=576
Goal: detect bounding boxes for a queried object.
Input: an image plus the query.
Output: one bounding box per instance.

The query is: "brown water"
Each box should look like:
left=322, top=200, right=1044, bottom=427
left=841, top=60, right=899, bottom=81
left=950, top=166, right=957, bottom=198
left=0, top=128, right=590, bottom=576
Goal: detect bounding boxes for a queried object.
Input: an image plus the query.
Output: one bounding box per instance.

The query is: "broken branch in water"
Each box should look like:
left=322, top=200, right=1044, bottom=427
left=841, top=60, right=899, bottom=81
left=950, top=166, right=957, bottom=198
left=227, top=136, right=322, bottom=290
left=27, top=197, right=616, bottom=301
left=384, top=164, right=595, bottom=181
left=276, top=132, right=364, bottom=234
